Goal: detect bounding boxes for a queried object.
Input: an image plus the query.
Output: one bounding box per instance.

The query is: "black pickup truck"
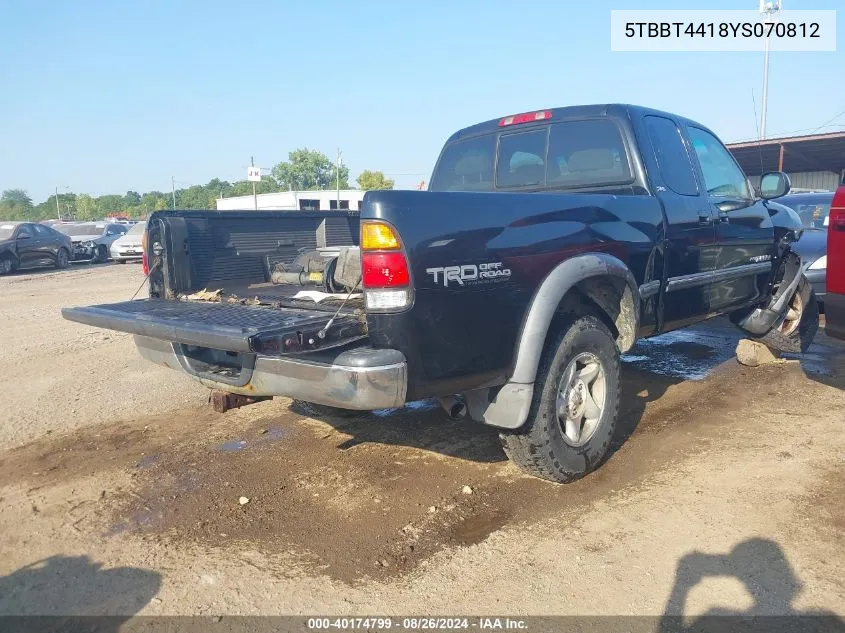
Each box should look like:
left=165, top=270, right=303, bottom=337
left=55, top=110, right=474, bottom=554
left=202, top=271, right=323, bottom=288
left=63, top=104, right=818, bottom=483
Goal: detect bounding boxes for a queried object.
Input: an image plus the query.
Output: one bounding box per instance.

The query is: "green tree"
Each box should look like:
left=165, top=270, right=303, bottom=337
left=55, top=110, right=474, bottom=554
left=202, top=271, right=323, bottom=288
left=0, top=189, right=34, bottom=220
left=96, top=194, right=123, bottom=215
left=356, top=170, right=394, bottom=191
left=272, top=148, right=349, bottom=191
left=122, top=190, right=141, bottom=208
left=75, top=194, right=101, bottom=220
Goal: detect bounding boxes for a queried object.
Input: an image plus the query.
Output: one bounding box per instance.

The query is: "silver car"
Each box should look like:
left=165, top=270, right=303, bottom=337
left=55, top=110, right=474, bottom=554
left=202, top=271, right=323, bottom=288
left=109, top=221, right=146, bottom=263
left=53, top=222, right=128, bottom=263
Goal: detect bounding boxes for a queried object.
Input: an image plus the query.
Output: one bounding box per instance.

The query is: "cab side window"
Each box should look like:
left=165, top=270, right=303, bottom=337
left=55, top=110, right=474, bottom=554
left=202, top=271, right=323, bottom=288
left=687, top=127, right=750, bottom=198
left=644, top=116, right=698, bottom=196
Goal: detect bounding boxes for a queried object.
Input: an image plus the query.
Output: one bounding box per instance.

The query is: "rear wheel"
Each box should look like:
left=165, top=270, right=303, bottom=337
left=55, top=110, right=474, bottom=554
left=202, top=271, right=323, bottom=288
left=55, top=248, right=70, bottom=269
left=755, top=276, right=818, bottom=354
left=499, top=314, right=621, bottom=483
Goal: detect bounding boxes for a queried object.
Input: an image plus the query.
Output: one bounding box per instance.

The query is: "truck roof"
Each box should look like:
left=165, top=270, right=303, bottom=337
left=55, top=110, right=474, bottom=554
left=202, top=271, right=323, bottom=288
left=445, top=104, right=709, bottom=144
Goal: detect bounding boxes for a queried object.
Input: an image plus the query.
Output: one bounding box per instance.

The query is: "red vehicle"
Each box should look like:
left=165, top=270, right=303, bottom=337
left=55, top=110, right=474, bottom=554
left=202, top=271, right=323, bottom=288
left=826, top=184, right=845, bottom=340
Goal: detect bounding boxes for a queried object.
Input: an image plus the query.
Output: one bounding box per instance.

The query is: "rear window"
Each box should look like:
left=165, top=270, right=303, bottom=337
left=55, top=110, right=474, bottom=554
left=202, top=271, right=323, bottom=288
left=429, top=134, right=496, bottom=192
left=429, top=119, right=632, bottom=192
left=546, top=120, right=631, bottom=188
left=497, top=129, right=548, bottom=188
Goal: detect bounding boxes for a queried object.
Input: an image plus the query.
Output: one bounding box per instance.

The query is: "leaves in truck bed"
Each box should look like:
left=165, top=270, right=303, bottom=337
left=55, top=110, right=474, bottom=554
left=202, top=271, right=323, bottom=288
left=184, top=288, right=223, bottom=301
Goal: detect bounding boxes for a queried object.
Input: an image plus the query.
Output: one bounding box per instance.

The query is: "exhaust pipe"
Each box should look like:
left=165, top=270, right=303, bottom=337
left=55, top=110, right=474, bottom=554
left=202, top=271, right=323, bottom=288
left=438, top=396, right=466, bottom=419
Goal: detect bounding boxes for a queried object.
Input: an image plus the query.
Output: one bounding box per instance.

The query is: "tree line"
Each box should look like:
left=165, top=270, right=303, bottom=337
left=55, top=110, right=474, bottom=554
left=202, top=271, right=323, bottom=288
left=0, top=148, right=395, bottom=222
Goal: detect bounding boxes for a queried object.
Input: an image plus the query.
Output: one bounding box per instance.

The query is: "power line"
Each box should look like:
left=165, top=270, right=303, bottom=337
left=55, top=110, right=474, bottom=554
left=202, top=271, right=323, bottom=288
left=808, top=106, right=845, bottom=135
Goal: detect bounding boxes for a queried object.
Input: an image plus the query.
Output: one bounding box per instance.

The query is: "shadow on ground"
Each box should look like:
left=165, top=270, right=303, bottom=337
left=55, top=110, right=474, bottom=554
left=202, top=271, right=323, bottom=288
left=0, top=555, right=160, bottom=621
left=659, top=538, right=844, bottom=632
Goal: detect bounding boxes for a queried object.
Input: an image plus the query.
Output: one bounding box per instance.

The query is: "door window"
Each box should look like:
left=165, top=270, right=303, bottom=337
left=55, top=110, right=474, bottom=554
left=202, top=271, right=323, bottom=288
left=688, top=127, right=750, bottom=198
left=17, top=224, right=34, bottom=239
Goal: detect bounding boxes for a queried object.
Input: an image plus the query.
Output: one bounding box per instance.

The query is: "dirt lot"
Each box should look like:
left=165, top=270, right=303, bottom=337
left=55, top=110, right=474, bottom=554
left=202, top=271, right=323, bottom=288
left=0, top=264, right=843, bottom=620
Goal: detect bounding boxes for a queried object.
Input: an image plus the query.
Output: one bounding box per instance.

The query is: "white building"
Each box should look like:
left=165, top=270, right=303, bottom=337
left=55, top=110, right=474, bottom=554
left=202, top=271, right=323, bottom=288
left=216, top=190, right=365, bottom=212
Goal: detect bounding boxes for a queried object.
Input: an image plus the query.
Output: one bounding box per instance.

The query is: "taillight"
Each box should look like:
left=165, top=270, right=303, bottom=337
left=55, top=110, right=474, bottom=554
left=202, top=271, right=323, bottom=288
left=827, top=185, right=845, bottom=295
left=141, top=229, right=149, bottom=276
left=360, top=220, right=412, bottom=311
left=498, top=110, right=552, bottom=127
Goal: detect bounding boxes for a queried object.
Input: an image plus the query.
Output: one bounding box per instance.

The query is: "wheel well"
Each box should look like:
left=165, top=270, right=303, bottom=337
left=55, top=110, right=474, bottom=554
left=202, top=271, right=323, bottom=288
left=552, top=276, right=637, bottom=353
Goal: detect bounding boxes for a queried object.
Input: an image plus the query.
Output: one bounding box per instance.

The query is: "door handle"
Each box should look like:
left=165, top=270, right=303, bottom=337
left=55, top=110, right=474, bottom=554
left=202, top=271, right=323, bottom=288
left=698, top=214, right=714, bottom=225
left=718, top=213, right=730, bottom=223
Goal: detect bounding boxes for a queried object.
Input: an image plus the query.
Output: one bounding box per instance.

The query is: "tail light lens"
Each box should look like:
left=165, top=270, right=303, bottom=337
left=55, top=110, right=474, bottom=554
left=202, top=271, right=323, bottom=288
left=141, top=229, right=149, bottom=276
left=360, top=221, right=412, bottom=311
left=827, top=185, right=845, bottom=295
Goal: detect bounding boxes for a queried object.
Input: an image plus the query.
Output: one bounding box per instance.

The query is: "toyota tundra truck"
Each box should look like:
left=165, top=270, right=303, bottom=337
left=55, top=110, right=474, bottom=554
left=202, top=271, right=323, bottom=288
left=63, top=104, right=818, bottom=483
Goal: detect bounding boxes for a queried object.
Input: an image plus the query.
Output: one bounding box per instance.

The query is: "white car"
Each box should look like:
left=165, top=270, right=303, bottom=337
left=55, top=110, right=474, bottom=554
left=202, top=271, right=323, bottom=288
left=109, top=221, right=146, bottom=263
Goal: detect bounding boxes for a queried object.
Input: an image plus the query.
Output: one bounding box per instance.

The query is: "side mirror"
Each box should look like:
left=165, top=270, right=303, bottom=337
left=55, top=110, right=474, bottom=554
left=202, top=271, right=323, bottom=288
left=759, top=171, right=791, bottom=200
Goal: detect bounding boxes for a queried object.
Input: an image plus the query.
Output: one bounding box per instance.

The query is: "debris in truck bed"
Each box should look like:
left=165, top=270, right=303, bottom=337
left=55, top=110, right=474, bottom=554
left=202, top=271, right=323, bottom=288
left=184, top=288, right=223, bottom=301
left=292, top=290, right=363, bottom=304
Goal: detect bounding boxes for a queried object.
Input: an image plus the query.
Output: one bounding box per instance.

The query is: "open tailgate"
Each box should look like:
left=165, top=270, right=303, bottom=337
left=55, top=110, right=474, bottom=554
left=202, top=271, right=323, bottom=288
left=62, top=299, right=366, bottom=354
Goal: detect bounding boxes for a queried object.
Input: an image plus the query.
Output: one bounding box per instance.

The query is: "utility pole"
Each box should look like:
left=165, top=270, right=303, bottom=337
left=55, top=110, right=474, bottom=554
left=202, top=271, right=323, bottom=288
left=336, top=148, right=342, bottom=209
left=251, top=156, right=258, bottom=211
left=171, top=176, right=176, bottom=209
left=759, top=0, right=782, bottom=139
left=55, top=186, right=61, bottom=220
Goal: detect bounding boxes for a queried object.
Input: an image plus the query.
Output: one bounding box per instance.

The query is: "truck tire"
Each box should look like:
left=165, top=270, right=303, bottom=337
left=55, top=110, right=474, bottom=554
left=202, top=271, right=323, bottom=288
left=499, top=314, right=621, bottom=484
left=755, top=276, right=818, bottom=354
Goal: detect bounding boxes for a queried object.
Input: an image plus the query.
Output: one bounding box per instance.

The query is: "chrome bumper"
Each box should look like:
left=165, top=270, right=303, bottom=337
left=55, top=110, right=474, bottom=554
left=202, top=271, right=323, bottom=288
left=134, top=335, right=407, bottom=410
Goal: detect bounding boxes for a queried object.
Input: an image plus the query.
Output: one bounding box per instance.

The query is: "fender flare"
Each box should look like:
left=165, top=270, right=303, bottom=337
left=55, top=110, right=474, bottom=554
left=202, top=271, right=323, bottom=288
left=511, top=252, right=641, bottom=384
left=482, top=253, right=641, bottom=429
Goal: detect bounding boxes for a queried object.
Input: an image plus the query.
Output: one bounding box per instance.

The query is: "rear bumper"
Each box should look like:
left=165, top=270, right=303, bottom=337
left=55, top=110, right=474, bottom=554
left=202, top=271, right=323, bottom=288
left=135, top=335, right=408, bottom=410
left=825, top=293, right=845, bottom=340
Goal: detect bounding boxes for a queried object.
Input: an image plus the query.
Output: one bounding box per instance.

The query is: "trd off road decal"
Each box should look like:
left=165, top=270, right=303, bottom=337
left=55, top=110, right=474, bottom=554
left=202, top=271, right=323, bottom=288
left=425, top=262, right=512, bottom=287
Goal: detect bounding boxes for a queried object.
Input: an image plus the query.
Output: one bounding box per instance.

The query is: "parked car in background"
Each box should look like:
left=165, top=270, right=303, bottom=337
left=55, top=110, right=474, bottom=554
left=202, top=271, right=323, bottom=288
left=109, top=221, right=146, bottom=263
left=53, top=222, right=127, bottom=263
left=0, top=221, right=72, bottom=274
left=777, top=191, right=833, bottom=304
left=824, top=185, right=845, bottom=340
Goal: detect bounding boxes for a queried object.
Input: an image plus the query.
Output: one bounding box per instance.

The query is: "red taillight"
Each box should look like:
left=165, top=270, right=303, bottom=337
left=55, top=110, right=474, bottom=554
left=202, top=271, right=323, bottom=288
left=360, top=220, right=412, bottom=311
left=142, top=252, right=149, bottom=276
left=827, top=185, right=845, bottom=295
left=362, top=252, right=410, bottom=288
left=498, top=110, right=552, bottom=127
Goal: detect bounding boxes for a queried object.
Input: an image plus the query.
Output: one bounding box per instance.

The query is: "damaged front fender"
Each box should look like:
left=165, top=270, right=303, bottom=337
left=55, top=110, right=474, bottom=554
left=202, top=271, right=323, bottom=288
left=731, top=250, right=803, bottom=337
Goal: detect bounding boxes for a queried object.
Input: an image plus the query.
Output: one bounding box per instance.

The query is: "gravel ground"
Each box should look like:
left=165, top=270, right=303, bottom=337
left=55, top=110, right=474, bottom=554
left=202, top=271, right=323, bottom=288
left=0, top=264, right=843, bottom=623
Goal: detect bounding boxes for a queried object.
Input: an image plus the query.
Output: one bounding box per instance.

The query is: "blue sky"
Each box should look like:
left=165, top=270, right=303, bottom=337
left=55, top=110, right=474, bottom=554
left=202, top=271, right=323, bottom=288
left=1, top=0, right=842, bottom=201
